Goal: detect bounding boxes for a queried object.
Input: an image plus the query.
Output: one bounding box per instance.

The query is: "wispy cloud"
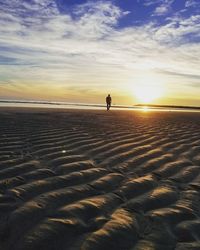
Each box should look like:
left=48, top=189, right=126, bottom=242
left=142, top=0, right=164, bottom=6
left=154, top=15, right=200, bottom=43
left=0, top=0, right=200, bottom=104
left=152, top=0, right=175, bottom=16
left=185, top=0, right=200, bottom=8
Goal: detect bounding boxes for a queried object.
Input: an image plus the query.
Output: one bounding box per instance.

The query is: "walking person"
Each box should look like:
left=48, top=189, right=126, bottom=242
left=106, top=94, right=112, bottom=111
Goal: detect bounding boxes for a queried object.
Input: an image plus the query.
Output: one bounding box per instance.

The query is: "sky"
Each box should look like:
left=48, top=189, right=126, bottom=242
left=0, top=0, right=200, bottom=106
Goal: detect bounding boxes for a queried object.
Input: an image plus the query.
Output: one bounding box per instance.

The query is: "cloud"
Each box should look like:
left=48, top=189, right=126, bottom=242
left=71, top=1, right=129, bottom=38
left=142, top=0, right=164, bottom=6
left=0, top=0, right=200, bottom=104
left=0, top=0, right=59, bottom=17
left=140, top=0, right=176, bottom=16
left=185, top=0, right=200, bottom=8
left=154, top=15, right=200, bottom=43
left=151, top=0, right=175, bottom=16
left=158, top=70, right=200, bottom=80
left=154, top=5, right=170, bottom=15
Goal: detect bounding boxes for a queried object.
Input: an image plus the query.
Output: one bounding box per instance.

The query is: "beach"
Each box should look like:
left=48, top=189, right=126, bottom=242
left=0, top=107, right=200, bottom=250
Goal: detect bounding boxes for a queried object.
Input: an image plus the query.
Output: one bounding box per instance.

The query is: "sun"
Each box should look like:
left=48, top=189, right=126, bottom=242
left=134, top=84, right=163, bottom=103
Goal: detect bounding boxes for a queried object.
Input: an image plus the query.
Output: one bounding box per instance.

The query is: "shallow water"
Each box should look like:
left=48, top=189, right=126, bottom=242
left=1, top=100, right=200, bottom=112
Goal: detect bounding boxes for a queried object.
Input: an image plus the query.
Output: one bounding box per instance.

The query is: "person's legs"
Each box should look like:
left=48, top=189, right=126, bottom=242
left=107, top=103, right=111, bottom=110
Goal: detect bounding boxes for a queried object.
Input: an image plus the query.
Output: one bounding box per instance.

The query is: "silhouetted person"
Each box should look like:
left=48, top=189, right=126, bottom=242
left=106, top=94, right=112, bottom=111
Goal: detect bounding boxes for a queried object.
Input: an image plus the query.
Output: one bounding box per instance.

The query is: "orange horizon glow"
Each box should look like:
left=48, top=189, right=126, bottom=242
left=0, top=82, right=200, bottom=107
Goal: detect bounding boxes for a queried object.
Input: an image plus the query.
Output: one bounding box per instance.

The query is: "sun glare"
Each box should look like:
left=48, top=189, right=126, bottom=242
left=142, top=106, right=149, bottom=112
left=134, top=85, right=163, bottom=103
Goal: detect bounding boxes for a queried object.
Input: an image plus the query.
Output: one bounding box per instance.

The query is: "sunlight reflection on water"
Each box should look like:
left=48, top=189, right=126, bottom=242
left=0, top=101, right=200, bottom=113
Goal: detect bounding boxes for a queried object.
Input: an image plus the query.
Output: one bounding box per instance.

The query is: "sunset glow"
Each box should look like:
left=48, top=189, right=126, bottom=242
left=134, top=83, right=164, bottom=103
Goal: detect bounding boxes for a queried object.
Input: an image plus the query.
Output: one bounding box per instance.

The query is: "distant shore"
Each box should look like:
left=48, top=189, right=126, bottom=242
left=136, top=103, right=200, bottom=110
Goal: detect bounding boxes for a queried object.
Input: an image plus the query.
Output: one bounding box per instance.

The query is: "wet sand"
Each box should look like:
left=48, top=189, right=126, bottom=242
left=0, top=107, right=200, bottom=250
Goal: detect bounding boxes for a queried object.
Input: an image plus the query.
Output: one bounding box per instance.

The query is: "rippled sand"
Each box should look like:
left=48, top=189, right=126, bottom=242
left=0, top=108, right=200, bottom=250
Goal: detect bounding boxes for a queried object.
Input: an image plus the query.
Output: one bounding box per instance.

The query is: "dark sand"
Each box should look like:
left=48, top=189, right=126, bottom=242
left=0, top=107, right=200, bottom=250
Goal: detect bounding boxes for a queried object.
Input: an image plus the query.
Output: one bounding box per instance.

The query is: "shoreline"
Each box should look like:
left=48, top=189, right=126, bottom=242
left=1, top=103, right=200, bottom=113
left=1, top=100, right=200, bottom=113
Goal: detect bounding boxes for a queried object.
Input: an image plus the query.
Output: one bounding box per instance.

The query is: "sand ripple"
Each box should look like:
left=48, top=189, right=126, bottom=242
left=0, top=109, right=200, bottom=250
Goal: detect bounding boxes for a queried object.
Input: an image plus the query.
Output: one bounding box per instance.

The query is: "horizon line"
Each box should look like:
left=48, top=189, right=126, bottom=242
left=1, top=99, right=200, bottom=110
